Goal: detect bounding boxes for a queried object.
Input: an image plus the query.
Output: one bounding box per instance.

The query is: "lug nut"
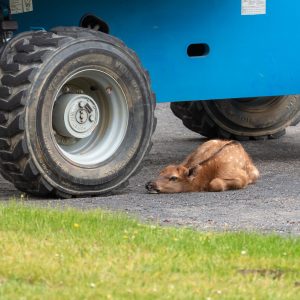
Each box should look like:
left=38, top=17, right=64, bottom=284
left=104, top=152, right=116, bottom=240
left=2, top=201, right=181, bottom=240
left=89, top=115, right=95, bottom=122
left=79, top=101, right=85, bottom=108
left=106, top=87, right=112, bottom=95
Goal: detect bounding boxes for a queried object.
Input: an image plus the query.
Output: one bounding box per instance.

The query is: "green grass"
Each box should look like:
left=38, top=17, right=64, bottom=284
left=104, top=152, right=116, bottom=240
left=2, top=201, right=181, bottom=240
left=0, top=203, right=299, bottom=300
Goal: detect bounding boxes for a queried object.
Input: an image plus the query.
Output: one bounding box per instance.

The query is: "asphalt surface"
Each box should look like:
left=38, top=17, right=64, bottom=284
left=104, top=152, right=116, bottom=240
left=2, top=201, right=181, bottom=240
left=1, top=103, right=300, bottom=235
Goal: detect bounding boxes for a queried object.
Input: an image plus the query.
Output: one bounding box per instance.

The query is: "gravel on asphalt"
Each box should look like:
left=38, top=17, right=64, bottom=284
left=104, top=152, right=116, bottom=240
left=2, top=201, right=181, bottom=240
left=1, top=103, right=300, bottom=235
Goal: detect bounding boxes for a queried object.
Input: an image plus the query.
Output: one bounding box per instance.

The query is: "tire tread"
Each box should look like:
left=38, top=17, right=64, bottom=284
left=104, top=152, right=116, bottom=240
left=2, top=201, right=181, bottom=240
left=0, top=31, right=72, bottom=197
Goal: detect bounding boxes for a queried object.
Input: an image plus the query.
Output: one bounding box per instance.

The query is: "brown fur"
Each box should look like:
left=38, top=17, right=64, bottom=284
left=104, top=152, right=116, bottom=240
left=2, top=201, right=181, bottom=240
left=146, top=140, right=259, bottom=193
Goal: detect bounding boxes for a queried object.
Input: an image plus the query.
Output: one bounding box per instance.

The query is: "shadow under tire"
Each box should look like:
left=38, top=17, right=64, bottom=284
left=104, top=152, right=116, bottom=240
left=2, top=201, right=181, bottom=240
left=171, top=96, right=300, bottom=140
left=0, top=27, right=155, bottom=198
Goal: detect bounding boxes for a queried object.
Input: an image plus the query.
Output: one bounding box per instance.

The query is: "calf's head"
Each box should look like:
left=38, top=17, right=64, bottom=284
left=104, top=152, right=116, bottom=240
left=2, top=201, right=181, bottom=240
left=146, top=165, right=192, bottom=194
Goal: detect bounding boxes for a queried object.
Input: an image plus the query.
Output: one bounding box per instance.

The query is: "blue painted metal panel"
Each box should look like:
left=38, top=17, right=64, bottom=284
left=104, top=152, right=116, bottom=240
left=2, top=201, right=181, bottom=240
left=7, top=1, right=300, bottom=102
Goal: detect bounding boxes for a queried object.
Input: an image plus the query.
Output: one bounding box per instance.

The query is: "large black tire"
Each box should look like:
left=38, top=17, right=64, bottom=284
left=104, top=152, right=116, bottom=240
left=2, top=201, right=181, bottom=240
left=171, top=96, right=300, bottom=140
left=0, top=27, right=155, bottom=198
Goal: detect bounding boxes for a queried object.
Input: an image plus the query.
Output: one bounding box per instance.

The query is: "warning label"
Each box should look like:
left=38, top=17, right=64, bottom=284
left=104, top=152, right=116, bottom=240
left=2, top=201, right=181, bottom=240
left=242, top=0, right=266, bottom=15
left=9, top=0, right=33, bottom=14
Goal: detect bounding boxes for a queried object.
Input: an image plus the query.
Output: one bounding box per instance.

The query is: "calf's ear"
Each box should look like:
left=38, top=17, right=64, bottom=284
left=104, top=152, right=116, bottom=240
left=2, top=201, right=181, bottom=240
left=188, top=167, right=196, bottom=177
left=177, top=166, right=189, bottom=177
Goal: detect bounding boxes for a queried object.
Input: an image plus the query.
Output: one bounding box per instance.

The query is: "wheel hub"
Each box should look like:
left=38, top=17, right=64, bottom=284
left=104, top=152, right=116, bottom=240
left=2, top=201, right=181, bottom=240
left=53, top=93, right=99, bottom=139
left=52, top=69, right=129, bottom=166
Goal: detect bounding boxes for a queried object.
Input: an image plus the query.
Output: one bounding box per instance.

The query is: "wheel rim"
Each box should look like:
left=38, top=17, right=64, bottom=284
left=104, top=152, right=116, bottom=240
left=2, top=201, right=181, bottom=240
left=52, top=69, right=129, bottom=166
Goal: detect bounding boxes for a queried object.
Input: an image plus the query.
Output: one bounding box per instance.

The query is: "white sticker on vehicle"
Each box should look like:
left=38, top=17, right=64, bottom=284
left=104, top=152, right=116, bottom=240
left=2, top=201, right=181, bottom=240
left=242, top=0, right=266, bottom=15
left=23, top=0, right=33, bottom=12
left=9, top=0, right=33, bottom=14
left=9, top=0, right=23, bottom=14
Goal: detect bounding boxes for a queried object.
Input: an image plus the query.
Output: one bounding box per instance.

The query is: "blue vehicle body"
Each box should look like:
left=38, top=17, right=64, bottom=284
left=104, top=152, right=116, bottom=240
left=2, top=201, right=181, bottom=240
left=4, top=0, right=300, bottom=102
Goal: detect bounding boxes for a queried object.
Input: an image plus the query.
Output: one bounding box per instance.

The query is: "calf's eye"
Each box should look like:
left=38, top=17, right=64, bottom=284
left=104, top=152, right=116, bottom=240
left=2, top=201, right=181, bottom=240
left=169, top=176, right=178, bottom=181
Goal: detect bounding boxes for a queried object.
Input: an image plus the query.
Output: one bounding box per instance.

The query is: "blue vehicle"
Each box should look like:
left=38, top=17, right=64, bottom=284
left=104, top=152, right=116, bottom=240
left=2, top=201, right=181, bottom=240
left=0, top=0, right=299, bottom=197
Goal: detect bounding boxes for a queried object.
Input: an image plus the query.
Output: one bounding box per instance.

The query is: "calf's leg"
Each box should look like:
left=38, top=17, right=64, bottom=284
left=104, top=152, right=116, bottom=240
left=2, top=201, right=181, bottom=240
left=246, top=164, right=260, bottom=184
left=208, top=169, right=249, bottom=192
left=208, top=178, right=227, bottom=192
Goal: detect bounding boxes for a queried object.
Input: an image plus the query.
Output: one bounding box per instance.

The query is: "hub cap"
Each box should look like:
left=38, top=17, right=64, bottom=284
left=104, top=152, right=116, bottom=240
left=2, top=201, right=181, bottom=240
left=53, top=93, right=100, bottom=139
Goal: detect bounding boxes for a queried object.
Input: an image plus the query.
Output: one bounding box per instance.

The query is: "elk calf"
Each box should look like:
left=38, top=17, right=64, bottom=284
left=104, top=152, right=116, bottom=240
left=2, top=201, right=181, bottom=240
left=146, top=140, right=259, bottom=193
